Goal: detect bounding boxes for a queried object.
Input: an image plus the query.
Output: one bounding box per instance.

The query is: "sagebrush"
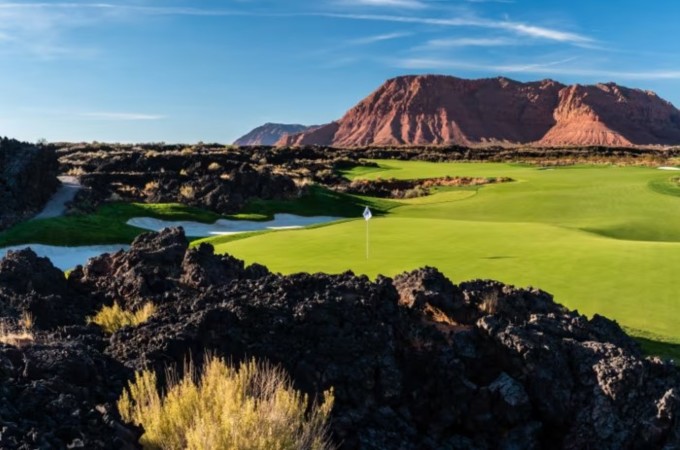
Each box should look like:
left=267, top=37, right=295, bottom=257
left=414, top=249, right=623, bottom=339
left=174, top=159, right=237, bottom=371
left=91, top=302, right=155, bottom=333
left=118, top=355, right=335, bottom=450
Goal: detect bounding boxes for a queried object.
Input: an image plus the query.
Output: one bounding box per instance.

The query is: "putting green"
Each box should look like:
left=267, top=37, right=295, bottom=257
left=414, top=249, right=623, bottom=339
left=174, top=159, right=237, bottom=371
left=208, top=161, right=680, bottom=346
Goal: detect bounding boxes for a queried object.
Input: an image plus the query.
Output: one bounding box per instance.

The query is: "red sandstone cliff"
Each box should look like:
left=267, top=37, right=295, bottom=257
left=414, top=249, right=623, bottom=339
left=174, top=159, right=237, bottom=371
left=277, top=75, right=680, bottom=147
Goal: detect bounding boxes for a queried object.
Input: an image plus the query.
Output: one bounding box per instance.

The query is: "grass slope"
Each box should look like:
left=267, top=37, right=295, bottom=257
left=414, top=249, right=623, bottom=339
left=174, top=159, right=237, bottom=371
left=204, top=161, right=680, bottom=354
left=0, top=186, right=391, bottom=247
left=0, top=203, right=222, bottom=247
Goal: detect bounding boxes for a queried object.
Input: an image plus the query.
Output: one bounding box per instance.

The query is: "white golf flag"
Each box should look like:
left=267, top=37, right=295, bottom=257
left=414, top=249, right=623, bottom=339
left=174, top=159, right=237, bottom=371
left=363, top=206, right=372, bottom=221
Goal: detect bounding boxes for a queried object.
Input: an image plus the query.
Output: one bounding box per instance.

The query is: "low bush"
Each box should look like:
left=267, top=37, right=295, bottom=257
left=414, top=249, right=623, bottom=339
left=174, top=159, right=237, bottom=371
left=91, top=302, right=155, bottom=333
left=118, top=355, right=335, bottom=450
left=0, top=312, right=34, bottom=347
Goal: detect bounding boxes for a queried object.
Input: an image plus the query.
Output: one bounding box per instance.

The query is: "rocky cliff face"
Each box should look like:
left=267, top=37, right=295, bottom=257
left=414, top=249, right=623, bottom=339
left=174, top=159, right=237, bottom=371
left=541, top=83, right=680, bottom=146
left=234, top=123, right=317, bottom=146
left=1, top=228, right=679, bottom=449
left=0, top=139, right=59, bottom=230
left=278, top=75, right=680, bottom=147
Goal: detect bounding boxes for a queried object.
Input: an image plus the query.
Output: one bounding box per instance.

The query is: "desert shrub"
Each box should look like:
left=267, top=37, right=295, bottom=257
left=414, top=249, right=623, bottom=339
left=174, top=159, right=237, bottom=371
left=402, top=186, right=429, bottom=199
left=91, top=302, right=155, bottom=334
left=480, top=291, right=500, bottom=315
left=179, top=185, right=196, bottom=200
left=118, top=356, right=335, bottom=450
left=144, top=181, right=159, bottom=194
left=0, top=312, right=34, bottom=347
left=207, top=162, right=222, bottom=172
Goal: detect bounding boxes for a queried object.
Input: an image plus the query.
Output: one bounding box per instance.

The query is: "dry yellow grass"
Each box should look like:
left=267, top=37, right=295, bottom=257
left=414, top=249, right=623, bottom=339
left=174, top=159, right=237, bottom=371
left=207, top=162, right=222, bottom=171
left=0, top=312, right=35, bottom=347
left=118, top=356, right=335, bottom=450
left=91, top=302, right=155, bottom=334
left=479, top=291, right=500, bottom=315
left=179, top=185, right=196, bottom=200
left=144, top=181, right=160, bottom=194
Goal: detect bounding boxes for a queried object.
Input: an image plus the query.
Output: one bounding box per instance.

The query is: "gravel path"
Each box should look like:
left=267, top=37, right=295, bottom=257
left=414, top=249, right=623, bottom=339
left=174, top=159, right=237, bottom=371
left=34, top=176, right=81, bottom=219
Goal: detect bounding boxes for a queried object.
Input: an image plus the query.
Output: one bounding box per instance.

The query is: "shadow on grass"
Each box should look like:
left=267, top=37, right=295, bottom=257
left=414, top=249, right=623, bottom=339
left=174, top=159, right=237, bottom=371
left=634, top=336, right=680, bottom=363
left=242, top=185, right=400, bottom=219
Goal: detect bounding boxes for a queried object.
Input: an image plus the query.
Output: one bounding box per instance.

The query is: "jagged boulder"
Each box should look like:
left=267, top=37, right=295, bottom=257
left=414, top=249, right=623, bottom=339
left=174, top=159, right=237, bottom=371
left=0, top=248, right=92, bottom=329
left=0, top=338, right=138, bottom=449
left=0, top=139, right=59, bottom=230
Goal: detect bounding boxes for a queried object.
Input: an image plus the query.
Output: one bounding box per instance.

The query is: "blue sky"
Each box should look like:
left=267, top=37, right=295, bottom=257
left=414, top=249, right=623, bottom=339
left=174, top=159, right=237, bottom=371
left=1, top=0, right=679, bottom=143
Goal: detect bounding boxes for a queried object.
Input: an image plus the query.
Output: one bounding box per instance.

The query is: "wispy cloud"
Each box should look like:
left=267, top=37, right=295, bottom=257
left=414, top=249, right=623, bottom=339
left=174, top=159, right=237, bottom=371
left=422, top=36, right=516, bottom=48
left=349, top=32, right=411, bottom=45
left=0, top=3, right=244, bottom=17
left=0, top=1, right=247, bottom=58
left=315, top=13, right=593, bottom=45
left=396, top=56, right=577, bottom=72
left=465, top=0, right=515, bottom=4
left=394, top=56, right=680, bottom=80
left=19, top=107, right=166, bottom=121
left=79, top=112, right=165, bottom=121
left=336, top=0, right=427, bottom=9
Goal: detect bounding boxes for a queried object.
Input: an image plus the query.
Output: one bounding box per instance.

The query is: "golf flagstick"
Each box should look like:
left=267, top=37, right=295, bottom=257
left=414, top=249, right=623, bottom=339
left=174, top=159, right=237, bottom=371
left=363, top=206, right=372, bottom=259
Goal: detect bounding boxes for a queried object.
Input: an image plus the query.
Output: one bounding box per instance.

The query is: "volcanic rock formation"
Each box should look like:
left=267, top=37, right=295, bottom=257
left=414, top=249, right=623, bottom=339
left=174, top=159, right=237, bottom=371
left=58, top=146, right=300, bottom=214
left=0, top=138, right=60, bottom=230
left=234, top=123, right=317, bottom=146
left=1, top=228, right=679, bottom=448
left=277, top=75, right=680, bottom=147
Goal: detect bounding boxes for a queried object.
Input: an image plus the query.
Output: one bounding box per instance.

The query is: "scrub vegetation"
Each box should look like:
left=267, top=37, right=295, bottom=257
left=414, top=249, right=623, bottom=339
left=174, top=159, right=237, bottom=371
left=118, top=356, right=335, bottom=450
left=90, top=302, right=156, bottom=334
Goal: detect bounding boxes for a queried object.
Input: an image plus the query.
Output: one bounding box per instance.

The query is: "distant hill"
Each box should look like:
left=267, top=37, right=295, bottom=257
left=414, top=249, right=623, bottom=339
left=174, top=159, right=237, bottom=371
left=277, top=75, right=680, bottom=147
left=234, top=123, right=316, bottom=146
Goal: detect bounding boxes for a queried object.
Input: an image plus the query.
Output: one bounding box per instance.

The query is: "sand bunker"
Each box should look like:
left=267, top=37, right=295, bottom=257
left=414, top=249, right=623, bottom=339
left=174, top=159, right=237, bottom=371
left=0, top=244, right=129, bottom=271
left=126, top=214, right=342, bottom=237
left=658, top=166, right=680, bottom=171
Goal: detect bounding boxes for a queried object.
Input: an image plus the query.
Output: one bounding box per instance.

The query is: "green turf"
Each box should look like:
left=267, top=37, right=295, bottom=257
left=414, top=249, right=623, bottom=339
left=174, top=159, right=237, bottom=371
left=0, top=186, right=387, bottom=247
left=202, top=161, right=680, bottom=357
left=242, top=185, right=399, bottom=218
left=0, top=202, right=224, bottom=247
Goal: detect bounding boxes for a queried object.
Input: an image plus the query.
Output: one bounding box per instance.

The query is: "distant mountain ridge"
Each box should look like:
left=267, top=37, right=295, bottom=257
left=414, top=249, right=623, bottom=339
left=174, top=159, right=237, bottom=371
left=234, top=123, right=316, bottom=146
left=277, top=75, right=680, bottom=147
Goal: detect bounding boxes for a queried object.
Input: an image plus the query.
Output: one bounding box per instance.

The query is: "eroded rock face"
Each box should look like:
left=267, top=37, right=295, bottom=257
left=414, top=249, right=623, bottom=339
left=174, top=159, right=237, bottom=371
left=233, top=122, right=318, bottom=146
left=0, top=228, right=679, bottom=449
left=277, top=75, right=680, bottom=147
left=0, top=138, right=59, bottom=230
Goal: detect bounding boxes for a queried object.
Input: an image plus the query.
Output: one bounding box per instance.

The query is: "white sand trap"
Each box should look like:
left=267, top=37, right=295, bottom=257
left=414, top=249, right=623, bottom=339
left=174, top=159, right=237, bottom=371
left=658, top=166, right=680, bottom=171
left=127, top=213, right=342, bottom=237
left=0, top=244, right=129, bottom=271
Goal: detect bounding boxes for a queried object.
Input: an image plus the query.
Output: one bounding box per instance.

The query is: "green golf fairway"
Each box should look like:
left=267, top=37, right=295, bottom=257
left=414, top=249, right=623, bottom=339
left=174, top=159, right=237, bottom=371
left=207, top=161, right=680, bottom=345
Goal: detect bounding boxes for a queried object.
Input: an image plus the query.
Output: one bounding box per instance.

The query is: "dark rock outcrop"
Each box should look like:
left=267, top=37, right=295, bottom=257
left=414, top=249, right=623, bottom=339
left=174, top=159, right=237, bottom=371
left=1, top=228, right=678, bottom=448
left=0, top=248, right=95, bottom=329
left=0, top=138, right=59, bottom=230
left=0, top=339, right=138, bottom=449
left=63, top=148, right=299, bottom=215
